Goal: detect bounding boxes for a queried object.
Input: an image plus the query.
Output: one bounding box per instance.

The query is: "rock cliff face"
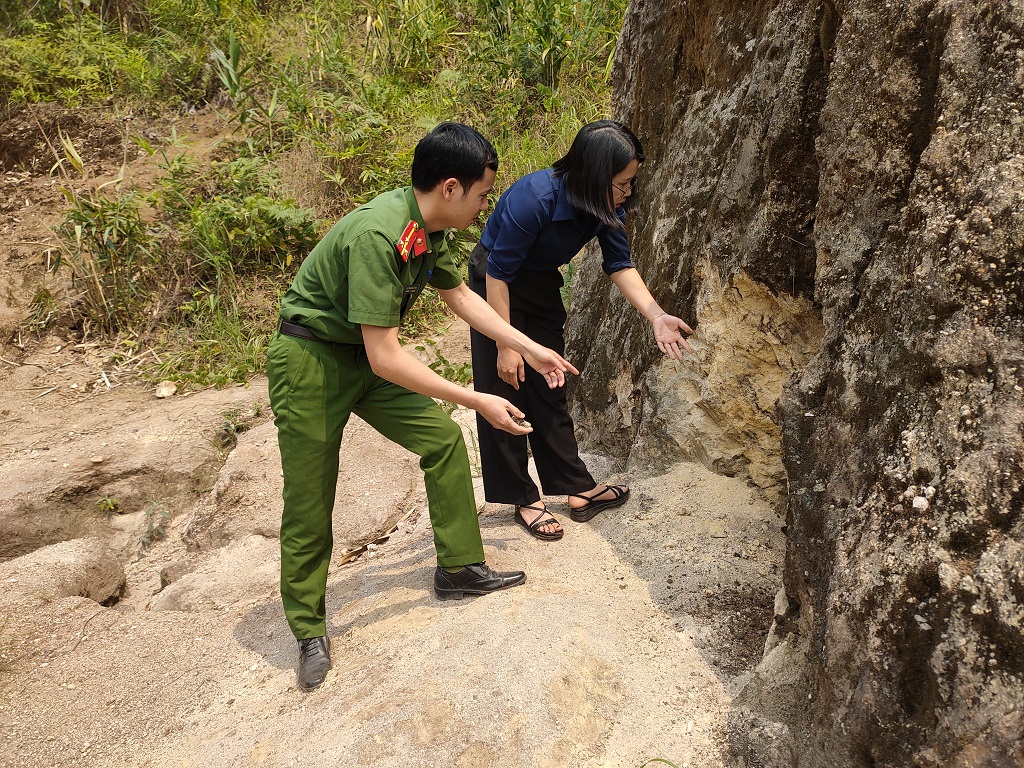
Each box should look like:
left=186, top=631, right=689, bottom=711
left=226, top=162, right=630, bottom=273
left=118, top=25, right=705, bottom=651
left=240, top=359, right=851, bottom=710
left=566, top=0, right=1024, bottom=765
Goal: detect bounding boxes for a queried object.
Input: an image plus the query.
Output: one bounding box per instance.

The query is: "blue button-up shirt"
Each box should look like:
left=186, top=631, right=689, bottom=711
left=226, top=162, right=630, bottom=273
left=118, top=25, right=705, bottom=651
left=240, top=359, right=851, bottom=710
left=480, top=169, right=634, bottom=283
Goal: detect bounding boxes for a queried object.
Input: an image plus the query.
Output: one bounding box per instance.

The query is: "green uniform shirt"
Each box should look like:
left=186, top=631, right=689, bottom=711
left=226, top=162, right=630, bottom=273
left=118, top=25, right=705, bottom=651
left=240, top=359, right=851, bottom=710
left=280, top=187, right=462, bottom=344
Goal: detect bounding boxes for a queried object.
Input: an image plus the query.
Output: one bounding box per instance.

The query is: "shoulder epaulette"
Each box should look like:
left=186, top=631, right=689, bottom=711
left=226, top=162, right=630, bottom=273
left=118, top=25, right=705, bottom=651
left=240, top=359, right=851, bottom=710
left=397, top=220, right=428, bottom=262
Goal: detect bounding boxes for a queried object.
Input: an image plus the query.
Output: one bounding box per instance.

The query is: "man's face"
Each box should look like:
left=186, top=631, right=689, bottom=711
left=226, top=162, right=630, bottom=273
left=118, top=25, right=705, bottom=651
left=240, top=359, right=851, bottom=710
left=454, top=167, right=496, bottom=230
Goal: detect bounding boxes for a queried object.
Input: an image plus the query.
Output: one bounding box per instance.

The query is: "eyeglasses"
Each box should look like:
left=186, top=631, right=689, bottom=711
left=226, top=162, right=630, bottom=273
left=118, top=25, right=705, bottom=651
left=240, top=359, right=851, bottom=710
left=612, top=178, right=636, bottom=196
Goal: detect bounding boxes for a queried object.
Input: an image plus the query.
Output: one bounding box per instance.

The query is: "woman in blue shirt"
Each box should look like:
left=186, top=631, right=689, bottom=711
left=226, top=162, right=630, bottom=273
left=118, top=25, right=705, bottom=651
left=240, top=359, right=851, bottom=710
left=469, top=121, right=693, bottom=540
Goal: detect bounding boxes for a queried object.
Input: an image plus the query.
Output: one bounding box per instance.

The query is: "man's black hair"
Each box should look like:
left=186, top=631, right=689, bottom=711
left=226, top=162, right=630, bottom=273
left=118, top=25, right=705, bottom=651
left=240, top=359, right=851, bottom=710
left=411, top=122, right=499, bottom=194
left=551, top=120, right=644, bottom=229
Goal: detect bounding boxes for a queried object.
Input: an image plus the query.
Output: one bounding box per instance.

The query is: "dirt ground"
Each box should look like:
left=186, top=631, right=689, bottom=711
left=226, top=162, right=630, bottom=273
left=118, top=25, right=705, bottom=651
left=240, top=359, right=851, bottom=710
left=0, top=108, right=785, bottom=768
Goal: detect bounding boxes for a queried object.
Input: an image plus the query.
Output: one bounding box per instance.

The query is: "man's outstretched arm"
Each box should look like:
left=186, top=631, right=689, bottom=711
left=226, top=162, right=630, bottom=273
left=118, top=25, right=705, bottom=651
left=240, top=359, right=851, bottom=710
left=360, top=323, right=530, bottom=435
left=437, top=283, right=579, bottom=388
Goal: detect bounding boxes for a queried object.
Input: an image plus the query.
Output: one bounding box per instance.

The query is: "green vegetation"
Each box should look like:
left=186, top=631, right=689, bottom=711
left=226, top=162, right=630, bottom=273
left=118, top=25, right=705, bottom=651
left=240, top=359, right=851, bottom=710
left=136, top=505, right=170, bottom=558
left=415, top=338, right=473, bottom=386
left=55, top=183, right=153, bottom=334
left=97, top=495, right=120, bottom=518
left=25, top=288, right=58, bottom=334
left=414, top=338, right=474, bottom=414
left=217, top=403, right=264, bottom=450
left=4, top=0, right=624, bottom=387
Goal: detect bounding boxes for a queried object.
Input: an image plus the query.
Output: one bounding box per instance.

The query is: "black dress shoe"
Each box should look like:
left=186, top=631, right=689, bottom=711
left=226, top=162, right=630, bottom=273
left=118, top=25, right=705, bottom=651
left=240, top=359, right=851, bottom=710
left=296, top=635, right=331, bottom=690
left=433, top=562, right=527, bottom=600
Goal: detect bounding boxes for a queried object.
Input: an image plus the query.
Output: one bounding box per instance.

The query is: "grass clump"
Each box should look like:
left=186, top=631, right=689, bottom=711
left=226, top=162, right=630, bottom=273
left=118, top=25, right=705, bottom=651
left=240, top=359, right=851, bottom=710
left=25, top=288, right=59, bottom=335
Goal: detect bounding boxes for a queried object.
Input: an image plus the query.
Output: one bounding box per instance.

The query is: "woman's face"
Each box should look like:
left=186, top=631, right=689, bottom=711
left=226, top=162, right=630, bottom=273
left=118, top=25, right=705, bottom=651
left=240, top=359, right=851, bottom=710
left=611, top=158, right=640, bottom=208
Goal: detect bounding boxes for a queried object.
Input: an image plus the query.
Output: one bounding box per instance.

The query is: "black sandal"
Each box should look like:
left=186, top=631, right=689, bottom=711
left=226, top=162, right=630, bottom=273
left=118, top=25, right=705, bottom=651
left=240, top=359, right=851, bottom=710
left=568, top=485, right=630, bottom=522
left=514, top=503, right=564, bottom=541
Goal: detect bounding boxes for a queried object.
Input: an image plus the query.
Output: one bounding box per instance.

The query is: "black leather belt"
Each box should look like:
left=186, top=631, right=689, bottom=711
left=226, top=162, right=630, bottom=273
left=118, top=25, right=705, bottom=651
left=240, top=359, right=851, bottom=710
left=279, top=319, right=328, bottom=343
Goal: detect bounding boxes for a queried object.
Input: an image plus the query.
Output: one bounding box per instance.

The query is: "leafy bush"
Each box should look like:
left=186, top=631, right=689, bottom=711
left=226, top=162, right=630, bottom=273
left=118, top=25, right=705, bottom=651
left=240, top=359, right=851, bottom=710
left=150, top=152, right=321, bottom=285
left=186, top=193, right=319, bottom=278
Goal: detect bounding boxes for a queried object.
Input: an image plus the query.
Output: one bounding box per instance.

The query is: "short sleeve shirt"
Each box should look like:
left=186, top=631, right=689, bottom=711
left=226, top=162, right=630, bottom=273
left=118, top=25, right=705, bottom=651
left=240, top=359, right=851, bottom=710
left=279, top=187, right=462, bottom=344
left=479, top=168, right=634, bottom=283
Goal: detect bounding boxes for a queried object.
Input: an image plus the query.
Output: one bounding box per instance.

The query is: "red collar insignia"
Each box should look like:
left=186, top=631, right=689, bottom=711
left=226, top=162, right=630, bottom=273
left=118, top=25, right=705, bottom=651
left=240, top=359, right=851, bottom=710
left=397, top=220, right=428, bottom=262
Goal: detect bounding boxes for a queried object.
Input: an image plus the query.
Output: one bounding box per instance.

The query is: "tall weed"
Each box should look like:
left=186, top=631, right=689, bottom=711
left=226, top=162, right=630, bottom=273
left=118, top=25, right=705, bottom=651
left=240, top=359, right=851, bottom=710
left=362, top=0, right=460, bottom=75
left=55, top=187, right=152, bottom=333
left=210, top=26, right=252, bottom=102
left=528, top=0, right=572, bottom=89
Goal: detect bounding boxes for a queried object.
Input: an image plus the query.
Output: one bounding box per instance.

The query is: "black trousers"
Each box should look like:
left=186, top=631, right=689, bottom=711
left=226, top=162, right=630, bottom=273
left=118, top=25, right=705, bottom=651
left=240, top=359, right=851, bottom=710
left=468, top=244, right=595, bottom=506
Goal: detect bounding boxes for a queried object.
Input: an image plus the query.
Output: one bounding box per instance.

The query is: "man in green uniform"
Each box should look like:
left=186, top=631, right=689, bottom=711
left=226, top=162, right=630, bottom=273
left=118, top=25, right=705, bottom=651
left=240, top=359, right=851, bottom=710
left=267, top=122, right=577, bottom=690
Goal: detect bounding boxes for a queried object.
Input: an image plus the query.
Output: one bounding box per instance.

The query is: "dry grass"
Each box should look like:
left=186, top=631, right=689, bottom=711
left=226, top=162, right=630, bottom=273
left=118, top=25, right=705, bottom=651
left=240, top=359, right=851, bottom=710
left=276, top=139, right=348, bottom=223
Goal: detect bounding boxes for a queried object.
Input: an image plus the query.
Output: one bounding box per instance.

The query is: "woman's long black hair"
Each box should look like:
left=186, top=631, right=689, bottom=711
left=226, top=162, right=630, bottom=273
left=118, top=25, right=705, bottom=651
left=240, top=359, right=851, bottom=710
left=551, top=120, right=644, bottom=229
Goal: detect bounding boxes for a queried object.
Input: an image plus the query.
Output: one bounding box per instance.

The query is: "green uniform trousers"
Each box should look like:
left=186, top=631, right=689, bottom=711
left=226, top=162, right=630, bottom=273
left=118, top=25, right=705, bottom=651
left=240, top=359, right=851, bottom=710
left=266, top=332, right=485, bottom=638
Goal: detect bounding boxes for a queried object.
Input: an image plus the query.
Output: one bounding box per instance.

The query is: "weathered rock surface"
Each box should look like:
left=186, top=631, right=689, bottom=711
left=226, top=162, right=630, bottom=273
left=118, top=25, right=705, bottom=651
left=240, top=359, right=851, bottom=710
left=568, top=0, right=1024, bottom=765
left=0, top=538, right=124, bottom=609
left=180, top=416, right=427, bottom=553
left=0, top=380, right=268, bottom=561
left=146, top=535, right=280, bottom=612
